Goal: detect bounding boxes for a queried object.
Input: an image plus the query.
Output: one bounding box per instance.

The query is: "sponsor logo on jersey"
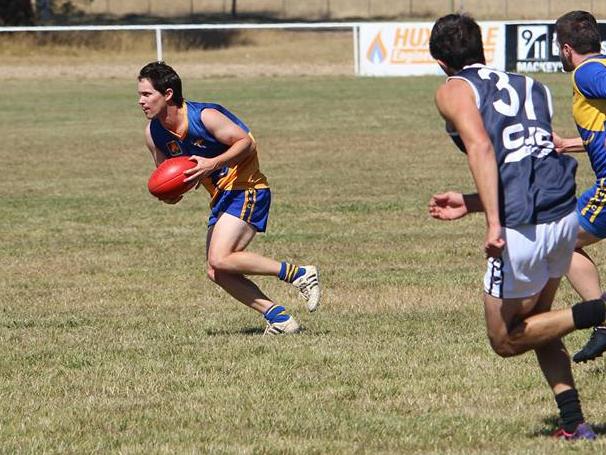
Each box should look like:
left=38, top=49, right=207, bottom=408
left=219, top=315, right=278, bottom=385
left=166, top=141, right=182, bottom=156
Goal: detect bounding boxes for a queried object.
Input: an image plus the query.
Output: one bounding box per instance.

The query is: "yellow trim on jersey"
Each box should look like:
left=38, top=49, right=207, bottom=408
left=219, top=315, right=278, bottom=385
left=572, top=58, right=606, bottom=132
left=202, top=131, right=270, bottom=207
left=165, top=105, right=189, bottom=141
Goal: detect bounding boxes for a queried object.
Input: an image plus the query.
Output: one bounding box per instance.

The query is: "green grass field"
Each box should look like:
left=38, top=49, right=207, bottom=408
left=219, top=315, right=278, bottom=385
left=2, top=67, right=606, bottom=454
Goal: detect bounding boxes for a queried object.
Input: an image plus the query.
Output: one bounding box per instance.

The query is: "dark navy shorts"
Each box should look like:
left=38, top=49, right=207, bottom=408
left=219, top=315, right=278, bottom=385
left=208, top=188, right=271, bottom=232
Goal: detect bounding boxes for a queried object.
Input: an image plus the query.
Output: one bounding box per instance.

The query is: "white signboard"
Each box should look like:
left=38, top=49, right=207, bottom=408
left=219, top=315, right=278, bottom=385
left=359, top=22, right=506, bottom=76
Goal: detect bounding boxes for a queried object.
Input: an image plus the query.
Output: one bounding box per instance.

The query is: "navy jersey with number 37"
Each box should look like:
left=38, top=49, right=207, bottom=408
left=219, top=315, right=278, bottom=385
left=446, top=64, right=577, bottom=227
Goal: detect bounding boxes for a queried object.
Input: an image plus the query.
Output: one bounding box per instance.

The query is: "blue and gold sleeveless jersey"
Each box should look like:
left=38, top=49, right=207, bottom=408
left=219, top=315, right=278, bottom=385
left=149, top=101, right=269, bottom=205
left=447, top=64, right=577, bottom=227
left=571, top=56, right=606, bottom=178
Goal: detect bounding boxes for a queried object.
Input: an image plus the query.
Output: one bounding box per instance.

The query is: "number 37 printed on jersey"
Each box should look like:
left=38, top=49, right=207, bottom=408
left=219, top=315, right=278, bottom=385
left=477, top=68, right=554, bottom=163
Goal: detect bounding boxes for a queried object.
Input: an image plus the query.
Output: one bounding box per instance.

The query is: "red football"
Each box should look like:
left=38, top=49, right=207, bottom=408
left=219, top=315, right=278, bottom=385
left=147, top=156, right=197, bottom=201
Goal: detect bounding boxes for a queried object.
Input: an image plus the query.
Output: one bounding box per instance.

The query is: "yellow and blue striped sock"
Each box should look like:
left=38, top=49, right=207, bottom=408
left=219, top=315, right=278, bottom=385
left=278, top=262, right=305, bottom=283
left=264, top=305, right=291, bottom=323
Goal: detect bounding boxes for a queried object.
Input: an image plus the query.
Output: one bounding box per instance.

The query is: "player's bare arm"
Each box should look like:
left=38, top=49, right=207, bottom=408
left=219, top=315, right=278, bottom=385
left=552, top=132, right=585, bottom=154
left=184, top=109, right=254, bottom=183
left=429, top=192, right=483, bottom=220
left=435, top=80, right=504, bottom=257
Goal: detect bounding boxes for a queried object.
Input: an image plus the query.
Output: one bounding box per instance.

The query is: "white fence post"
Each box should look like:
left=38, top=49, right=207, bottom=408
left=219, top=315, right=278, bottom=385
left=353, top=25, right=360, bottom=76
left=155, top=28, right=163, bottom=61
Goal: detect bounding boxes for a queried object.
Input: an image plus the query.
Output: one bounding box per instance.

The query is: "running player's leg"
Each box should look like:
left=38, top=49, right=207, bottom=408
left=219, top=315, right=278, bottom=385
left=206, top=214, right=299, bottom=333
left=484, top=280, right=571, bottom=357
left=570, top=246, right=606, bottom=362
left=206, top=217, right=274, bottom=313
left=485, top=280, right=606, bottom=355
left=207, top=212, right=281, bottom=278
left=568, top=237, right=606, bottom=362
left=529, top=279, right=574, bottom=395
left=567, top=186, right=605, bottom=300
left=209, top=189, right=321, bottom=311
left=567, top=229, right=602, bottom=301
left=485, top=279, right=595, bottom=438
left=531, top=279, right=594, bottom=439
left=569, top=194, right=606, bottom=361
left=535, top=337, right=592, bottom=438
left=484, top=212, right=605, bottom=356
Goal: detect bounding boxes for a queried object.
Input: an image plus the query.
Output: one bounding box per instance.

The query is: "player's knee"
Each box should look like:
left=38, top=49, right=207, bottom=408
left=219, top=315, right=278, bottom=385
left=493, top=345, right=517, bottom=358
left=207, top=265, right=217, bottom=283
left=491, top=341, right=517, bottom=358
left=488, top=335, right=517, bottom=358
left=207, top=254, right=229, bottom=273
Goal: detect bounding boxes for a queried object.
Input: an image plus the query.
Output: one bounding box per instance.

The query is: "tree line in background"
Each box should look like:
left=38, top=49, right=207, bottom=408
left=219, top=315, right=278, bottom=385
left=0, top=1, right=70, bottom=25
left=0, top=0, right=241, bottom=25
left=0, top=0, right=248, bottom=50
left=1, top=0, right=35, bottom=25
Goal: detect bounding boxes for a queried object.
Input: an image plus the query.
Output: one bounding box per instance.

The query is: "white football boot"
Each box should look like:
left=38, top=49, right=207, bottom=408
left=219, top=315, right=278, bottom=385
left=264, top=316, right=301, bottom=335
left=292, top=265, right=321, bottom=312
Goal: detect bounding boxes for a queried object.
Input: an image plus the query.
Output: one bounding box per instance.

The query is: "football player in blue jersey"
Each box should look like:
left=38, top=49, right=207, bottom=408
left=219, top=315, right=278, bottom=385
left=553, top=10, right=606, bottom=363
left=427, top=13, right=602, bottom=440
left=137, top=61, right=320, bottom=335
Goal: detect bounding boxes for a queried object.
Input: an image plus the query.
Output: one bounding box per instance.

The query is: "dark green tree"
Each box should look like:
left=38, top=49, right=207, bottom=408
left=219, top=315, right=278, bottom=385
left=0, top=0, right=35, bottom=25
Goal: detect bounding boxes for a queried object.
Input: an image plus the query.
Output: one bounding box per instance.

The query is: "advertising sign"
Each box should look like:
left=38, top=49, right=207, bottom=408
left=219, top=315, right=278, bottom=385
left=359, top=22, right=505, bottom=76
left=505, top=23, right=606, bottom=73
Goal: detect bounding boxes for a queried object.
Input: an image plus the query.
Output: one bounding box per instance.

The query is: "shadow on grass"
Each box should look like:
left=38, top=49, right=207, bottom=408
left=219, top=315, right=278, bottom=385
left=204, top=326, right=264, bottom=336
left=204, top=326, right=328, bottom=336
left=531, top=415, right=606, bottom=438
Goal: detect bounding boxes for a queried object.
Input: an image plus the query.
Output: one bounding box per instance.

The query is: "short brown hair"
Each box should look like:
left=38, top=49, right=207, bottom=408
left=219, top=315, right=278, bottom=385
left=138, top=61, right=184, bottom=107
left=555, top=10, right=601, bottom=54
left=429, top=14, right=486, bottom=72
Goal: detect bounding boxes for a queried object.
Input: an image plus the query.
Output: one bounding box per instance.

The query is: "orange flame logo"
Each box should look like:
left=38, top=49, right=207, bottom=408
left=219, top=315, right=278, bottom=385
left=367, top=32, right=387, bottom=64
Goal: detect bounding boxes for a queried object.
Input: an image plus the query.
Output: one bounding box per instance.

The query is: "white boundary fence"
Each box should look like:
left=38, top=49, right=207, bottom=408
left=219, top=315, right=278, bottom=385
left=6, top=20, right=598, bottom=76
left=0, top=23, right=363, bottom=74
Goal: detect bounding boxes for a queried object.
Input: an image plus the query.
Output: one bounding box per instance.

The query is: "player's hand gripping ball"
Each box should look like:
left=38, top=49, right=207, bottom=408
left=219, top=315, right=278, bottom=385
left=147, top=156, right=197, bottom=201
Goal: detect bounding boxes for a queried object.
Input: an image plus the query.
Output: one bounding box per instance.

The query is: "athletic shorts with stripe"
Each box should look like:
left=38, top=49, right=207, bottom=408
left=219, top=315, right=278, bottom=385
left=577, top=179, right=606, bottom=238
left=484, top=210, right=578, bottom=299
left=208, top=188, right=271, bottom=232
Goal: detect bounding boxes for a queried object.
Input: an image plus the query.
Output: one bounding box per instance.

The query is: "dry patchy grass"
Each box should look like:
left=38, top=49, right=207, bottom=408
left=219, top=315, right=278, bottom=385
left=1, top=70, right=606, bottom=453
left=0, top=29, right=353, bottom=79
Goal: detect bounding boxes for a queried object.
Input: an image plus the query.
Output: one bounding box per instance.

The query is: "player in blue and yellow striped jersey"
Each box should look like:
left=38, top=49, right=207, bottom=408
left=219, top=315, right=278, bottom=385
left=554, top=11, right=606, bottom=362
left=137, top=62, right=320, bottom=335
